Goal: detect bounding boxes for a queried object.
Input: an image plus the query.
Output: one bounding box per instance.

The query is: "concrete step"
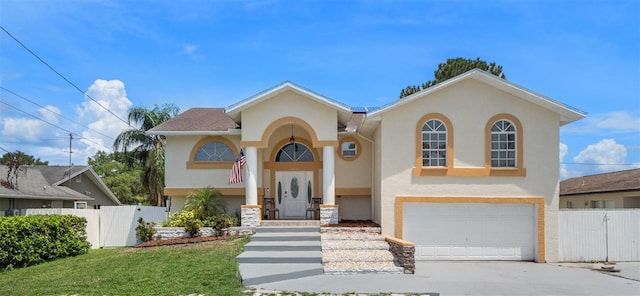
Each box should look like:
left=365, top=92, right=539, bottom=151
left=322, top=249, right=395, bottom=263
left=322, top=232, right=386, bottom=241
left=323, top=261, right=404, bottom=275
left=239, top=263, right=324, bottom=286
left=251, top=232, right=320, bottom=242
left=237, top=250, right=322, bottom=263
left=244, top=240, right=322, bottom=252
left=322, top=240, right=390, bottom=250
left=256, top=226, right=320, bottom=233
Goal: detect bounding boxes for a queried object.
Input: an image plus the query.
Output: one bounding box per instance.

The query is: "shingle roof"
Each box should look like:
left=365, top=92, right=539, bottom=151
left=148, top=108, right=238, bottom=132
left=0, top=165, right=92, bottom=201
left=560, top=168, right=640, bottom=196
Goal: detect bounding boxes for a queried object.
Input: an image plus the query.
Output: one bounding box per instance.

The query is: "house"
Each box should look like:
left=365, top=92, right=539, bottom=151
left=0, top=165, right=121, bottom=215
left=148, top=69, right=585, bottom=262
left=560, top=168, right=640, bottom=209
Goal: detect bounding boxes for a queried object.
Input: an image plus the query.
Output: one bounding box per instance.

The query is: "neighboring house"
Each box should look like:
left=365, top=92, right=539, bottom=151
left=0, top=165, right=121, bottom=215
left=148, top=69, right=585, bottom=262
left=560, top=168, right=640, bottom=209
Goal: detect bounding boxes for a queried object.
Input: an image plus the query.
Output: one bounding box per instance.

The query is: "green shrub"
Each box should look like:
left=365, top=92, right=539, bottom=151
left=135, top=217, right=156, bottom=242
left=210, top=214, right=238, bottom=233
left=0, top=215, right=90, bottom=271
left=167, top=210, right=201, bottom=237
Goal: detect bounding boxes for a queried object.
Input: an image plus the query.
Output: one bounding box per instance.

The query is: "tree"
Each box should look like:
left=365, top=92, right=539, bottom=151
left=0, top=151, right=48, bottom=166
left=113, top=104, right=179, bottom=206
left=183, top=187, right=227, bottom=221
left=400, top=57, right=506, bottom=98
left=88, top=151, right=145, bottom=204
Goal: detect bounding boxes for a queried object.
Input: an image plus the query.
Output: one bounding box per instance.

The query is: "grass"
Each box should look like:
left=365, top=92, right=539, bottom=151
left=0, top=237, right=248, bottom=296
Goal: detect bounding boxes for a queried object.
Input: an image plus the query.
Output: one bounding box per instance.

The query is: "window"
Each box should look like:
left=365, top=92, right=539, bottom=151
left=490, top=120, right=517, bottom=167
left=187, top=136, right=238, bottom=169
left=422, top=119, right=448, bottom=167
left=337, top=136, right=361, bottom=161
left=276, top=143, right=314, bottom=162
left=74, top=201, right=88, bottom=209
left=195, top=141, right=235, bottom=162
left=75, top=175, right=82, bottom=183
left=566, top=201, right=573, bottom=209
left=591, top=200, right=615, bottom=208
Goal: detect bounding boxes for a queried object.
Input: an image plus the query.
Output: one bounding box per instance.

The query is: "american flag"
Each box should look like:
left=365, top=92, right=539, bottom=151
left=229, top=149, right=245, bottom=184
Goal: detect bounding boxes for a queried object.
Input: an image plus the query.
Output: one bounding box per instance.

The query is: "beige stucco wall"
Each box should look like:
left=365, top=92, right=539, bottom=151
left=560, top=190, right=640, bottom=208
left=168, top=195, right=244, bottom=217
left=241, top=90, right=338, bottom=143
left=335, top=134, right=372, bottom=188
left=379, top=79, right=562, bottom=262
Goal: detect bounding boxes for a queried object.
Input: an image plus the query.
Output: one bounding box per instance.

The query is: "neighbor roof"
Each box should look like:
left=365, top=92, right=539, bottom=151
left=148, top=108, right=239, bottom=135
left=37, top=165, right=121, bottom=205
left=0, top=165, right=93, bottom=201
left=560, top=168, right=640, bottom=196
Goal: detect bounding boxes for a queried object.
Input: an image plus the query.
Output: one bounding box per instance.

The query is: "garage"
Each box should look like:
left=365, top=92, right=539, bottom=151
left=403, top=203, right=536, bottom=261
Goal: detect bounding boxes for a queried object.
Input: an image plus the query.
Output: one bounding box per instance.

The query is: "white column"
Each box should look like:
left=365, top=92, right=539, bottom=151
left=245, top=146, right=258, bottom=205
left=322, top=145, right=335, bottom=205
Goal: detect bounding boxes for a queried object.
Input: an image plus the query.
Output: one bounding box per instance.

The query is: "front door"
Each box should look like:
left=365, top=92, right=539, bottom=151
left=275, top=171, right=312, bottom=218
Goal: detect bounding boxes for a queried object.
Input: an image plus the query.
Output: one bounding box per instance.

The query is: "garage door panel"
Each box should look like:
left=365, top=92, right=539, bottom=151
left=404, top=202, right=535, bottom=261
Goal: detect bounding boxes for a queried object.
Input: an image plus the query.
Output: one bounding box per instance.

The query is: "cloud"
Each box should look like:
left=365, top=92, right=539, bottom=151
left=572, top=139, right=633, bottom=173
left=559, top=142, right=568, bottom=179
left=1, top=106, right=61, bottom=142
left=562, top=111, right=640, bottom=134
left=75, top=79, right=132, bottom=162
left=181, top=44, right=204, bottom=59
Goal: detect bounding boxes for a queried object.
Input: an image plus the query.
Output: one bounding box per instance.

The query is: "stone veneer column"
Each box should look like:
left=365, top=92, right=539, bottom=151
left=321, top=145, right=338, bottom=225
left=241, top=146, right=260, bottom=227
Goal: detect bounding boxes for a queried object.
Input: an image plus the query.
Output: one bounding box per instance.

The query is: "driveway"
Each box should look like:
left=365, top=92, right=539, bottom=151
left=251, top=261, right=640, bottom=295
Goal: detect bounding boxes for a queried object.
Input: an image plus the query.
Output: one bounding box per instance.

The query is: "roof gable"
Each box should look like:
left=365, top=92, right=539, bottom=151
left=148, top=108, right=238, bottom=135
left=0, top=165, right=92, bottom=201
left=367, top=69, right=586, bottom=126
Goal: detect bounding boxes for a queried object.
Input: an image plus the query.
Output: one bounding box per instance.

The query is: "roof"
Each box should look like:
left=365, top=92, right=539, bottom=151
left=0, top=165, right=93, bottom=201
left=560, top=168, right=640, bottom=196
left=367, top=69, right=586, bottom=126
left=148, top=108, right=239, bottom=135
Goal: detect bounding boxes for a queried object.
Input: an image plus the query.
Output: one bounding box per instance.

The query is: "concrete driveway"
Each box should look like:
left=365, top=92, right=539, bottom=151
left=251, top=261, right=640, bottom=295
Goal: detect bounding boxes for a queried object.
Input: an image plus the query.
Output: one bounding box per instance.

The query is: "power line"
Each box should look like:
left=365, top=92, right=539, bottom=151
left=0, top=25, right=131, bottom=127
left=561, top=162, right=638, bottom=166
left=0, top=86, right=116, bottom=140
left=0, top=99, right=105, bottom=149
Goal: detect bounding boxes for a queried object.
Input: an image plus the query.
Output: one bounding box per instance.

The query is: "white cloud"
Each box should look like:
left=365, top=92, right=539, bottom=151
left=1, top=105, right=61, bottom=142
left=75, top=79, right=132, bottom=162
left=562, top=111, right=640, bottom=134
left=573, top=139, right=630, bottom=172
left=181, top=43, right=203, bottom=59
left=559, top=142, right=568, bottom=179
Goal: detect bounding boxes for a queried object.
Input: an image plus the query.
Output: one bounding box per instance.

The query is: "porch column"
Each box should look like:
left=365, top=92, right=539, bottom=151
left=241, top=146, right=260, bottom=228
left=321, top=145, right=339, bottom=224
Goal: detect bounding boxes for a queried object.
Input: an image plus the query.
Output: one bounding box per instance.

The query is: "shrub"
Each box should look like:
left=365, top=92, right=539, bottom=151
left=0, top=215, right=90, bottom=271
left=135, top=217, right=156, bottom=242
left=167, top=210, right=201, bottom=237
left=183, top=187, right=227, bottom=221
left=210, top=214, right=238, bottom=233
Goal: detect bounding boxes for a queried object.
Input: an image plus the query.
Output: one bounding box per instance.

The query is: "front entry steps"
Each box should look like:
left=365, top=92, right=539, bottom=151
left=237, top=223, right=323, bottom=286
left=322, top=232, right=404, bottom=275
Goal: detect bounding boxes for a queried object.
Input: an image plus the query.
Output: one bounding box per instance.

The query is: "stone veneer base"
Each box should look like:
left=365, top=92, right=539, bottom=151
left=241, top=206, right=261, bottom=228
left=320, top=206, right=339, bottom=225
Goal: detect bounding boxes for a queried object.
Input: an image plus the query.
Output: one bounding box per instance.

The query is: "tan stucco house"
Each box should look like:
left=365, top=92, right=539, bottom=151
left=149, top=69, right=585, bottom=262
left=560, top=168, right=640, bottom=209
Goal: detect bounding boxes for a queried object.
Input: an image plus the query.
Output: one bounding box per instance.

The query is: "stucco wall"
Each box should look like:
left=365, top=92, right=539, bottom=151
left=379, top=79, right=562, bottom=262
left=335, top=134, right=372, bottom=188
left=560, top=190, right=640, bottom=209
left=66, top=173, right=118, bottom=207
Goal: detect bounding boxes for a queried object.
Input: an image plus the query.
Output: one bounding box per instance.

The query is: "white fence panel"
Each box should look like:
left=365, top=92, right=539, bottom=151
left=25, top=208, right=101, bottom=249
left=559, top=209, right=640, bottom=262
left=100, top=205, right=168, bottom=247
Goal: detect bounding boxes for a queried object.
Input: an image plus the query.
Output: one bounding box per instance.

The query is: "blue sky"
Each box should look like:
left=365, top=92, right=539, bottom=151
left=1, top=0, right=638, bottom=179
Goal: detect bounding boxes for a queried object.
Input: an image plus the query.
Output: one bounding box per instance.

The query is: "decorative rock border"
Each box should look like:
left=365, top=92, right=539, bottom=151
left=320, top=227, right=382, bottom=234
left=153, top=226, right=255, bottom=240
left=385, top=236, right=415, bottom=274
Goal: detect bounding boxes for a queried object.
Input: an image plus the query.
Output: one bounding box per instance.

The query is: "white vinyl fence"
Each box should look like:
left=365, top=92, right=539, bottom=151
left=559, top=209, right=640, bottom=262
left=26, top=205, right=167, bottom=249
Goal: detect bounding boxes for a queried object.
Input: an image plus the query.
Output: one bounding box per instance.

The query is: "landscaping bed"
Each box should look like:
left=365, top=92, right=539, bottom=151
left=322, top=220, right=380, bottom=228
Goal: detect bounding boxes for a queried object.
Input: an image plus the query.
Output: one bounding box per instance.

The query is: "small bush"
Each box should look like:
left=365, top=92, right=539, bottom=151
left=167, top=210, right=201, bottom=237
left=210, top=214, right=238, bottom=233
left=0, top=215, right=90, bottom=271
left=135, top=217, right=156, bottom=242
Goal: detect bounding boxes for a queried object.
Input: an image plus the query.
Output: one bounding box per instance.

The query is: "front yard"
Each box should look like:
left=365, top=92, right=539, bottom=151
left=0, top=237, right=248, bottom=295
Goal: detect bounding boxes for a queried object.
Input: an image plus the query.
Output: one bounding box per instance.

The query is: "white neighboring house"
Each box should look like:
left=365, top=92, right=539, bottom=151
left=148, top=69, right=585, bottom=262
left=0, top=165, right=121, bottom=214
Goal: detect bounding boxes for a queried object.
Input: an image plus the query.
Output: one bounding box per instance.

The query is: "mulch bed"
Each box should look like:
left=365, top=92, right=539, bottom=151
left=321, top=220, right=380, bottom=228
left=135, top=235, right=239, bottom=248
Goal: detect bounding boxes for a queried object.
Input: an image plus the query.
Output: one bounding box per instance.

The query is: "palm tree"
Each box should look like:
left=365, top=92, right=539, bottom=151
left=113, top=104, right=179, bottom=206
left=184, top=187, right=227, bottom=221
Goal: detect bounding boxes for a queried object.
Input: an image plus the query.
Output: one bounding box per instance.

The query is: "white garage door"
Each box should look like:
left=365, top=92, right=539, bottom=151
left=403, top=203, right=535, bottom=261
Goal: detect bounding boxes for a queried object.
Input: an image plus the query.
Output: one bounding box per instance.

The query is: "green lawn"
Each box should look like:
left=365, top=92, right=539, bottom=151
left=0, top=237, right=248, bottom=296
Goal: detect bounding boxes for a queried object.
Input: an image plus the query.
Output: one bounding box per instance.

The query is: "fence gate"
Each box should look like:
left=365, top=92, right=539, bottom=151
left=559, top=209, right=640, bottom=262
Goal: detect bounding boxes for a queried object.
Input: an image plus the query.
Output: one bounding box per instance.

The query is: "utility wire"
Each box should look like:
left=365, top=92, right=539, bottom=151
left=0, top=25, right=131, bottom=127
left=0, top=99, right=105, bottom=148
left=0, top=86, right=116, bottom=140
left=561, top=162, right=638, bottom=166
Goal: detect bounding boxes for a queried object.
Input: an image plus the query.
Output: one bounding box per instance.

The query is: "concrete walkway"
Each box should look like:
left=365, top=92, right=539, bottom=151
left=249, top=261, right=640, bottom=295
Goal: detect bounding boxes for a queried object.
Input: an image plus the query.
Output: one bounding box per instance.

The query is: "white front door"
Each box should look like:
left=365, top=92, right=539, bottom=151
left=275, top=171, right=312, bottom=218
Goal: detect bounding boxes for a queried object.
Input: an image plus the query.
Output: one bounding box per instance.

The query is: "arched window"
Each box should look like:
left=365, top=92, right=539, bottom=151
left=276, top=143, right=314, bottom=162
left=194, top=141, right=235, bottom=162
left=422, top=119, right=448, bottom=167
left=490, top=119, right=517, bottom=168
